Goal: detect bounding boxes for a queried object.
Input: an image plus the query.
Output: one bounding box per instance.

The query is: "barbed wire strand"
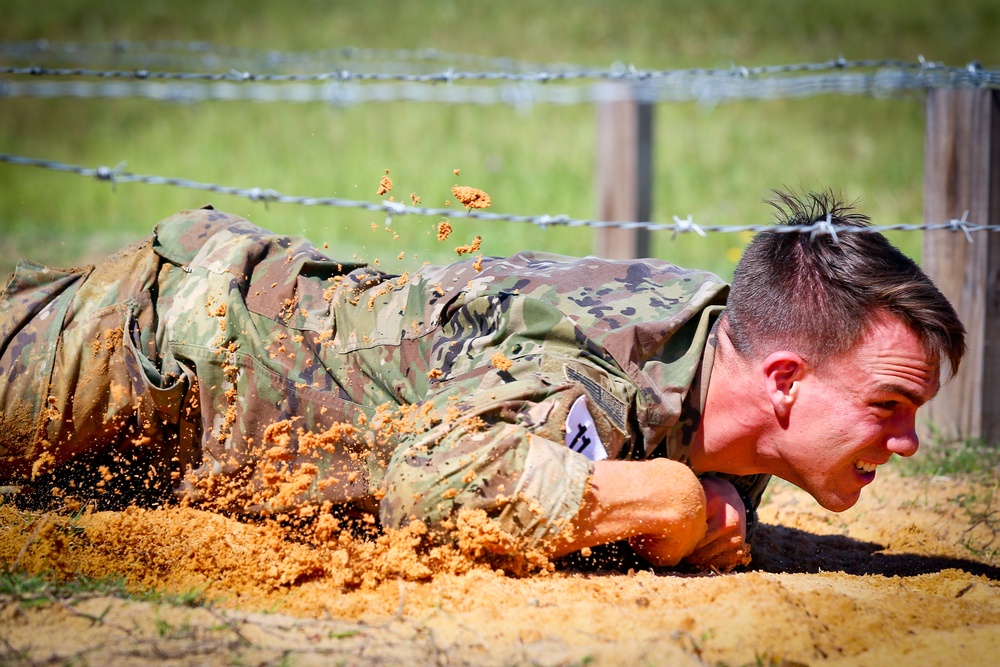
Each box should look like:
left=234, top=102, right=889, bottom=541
left=4, top=41, right=993, bottom=87
left=0, top=153, right=987, bottom=239
left=0, top=71, right=988, bottom=106
left=1, top=57, right=996, bottom=85
left=1, top=62, right=995, bottom=106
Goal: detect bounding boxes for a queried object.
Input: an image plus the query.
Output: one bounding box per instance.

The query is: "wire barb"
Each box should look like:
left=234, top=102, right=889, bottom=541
left=672, top=215, right=706, bottom=239
left=245, top=186, right=280, bottom=209
left=808, top=213, right=840, bottom=244
left=949, top=210, right=974, bottom=243
left=383, top=200, right=407, bottom=227
left=93, top=160, right=126, bottom=192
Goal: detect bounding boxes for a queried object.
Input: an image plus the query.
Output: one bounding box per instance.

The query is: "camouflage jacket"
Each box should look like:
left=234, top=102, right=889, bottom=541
left=0, top=208, right=770, bottom=546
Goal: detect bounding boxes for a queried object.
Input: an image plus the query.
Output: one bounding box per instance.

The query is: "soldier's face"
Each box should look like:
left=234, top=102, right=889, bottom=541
left=775, top=314, right=939, bottom=512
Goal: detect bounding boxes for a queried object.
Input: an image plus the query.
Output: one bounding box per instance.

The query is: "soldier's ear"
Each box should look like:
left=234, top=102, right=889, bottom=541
left=761, top=352, right=805, bottom=422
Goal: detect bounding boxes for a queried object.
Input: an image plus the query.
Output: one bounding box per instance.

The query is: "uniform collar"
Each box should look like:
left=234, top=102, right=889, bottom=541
left=664, top=307, right=723, bottom=463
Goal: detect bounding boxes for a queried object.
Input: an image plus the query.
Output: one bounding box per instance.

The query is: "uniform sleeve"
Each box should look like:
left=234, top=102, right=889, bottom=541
left=378, top=377, right=595, bottom=549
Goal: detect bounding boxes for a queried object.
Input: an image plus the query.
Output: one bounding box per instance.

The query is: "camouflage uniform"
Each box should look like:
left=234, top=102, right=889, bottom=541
left=0, top=208, right=770, bottom=547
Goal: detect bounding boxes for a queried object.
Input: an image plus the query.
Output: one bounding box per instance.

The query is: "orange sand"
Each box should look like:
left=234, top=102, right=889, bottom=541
left=2, top=470, right=998, bottom=666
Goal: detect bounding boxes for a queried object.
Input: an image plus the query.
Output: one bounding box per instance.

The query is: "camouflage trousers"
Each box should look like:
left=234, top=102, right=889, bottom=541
left=0, top=214, right=592, bottom=548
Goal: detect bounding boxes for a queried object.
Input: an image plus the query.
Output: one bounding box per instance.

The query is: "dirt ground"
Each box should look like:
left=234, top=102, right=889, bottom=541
left=1, top=468, right=998, bottom=667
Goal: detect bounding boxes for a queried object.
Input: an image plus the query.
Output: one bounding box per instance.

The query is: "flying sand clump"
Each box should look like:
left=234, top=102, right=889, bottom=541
left=377, top=170, right=393, bottom=196
left=451, top=186, right=491, bottom=209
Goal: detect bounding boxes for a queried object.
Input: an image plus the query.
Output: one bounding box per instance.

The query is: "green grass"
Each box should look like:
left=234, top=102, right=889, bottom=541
left=892, top=436, right=1000, bottom=478
left=0, top=567, right=214, bottom=609
left=0, top=569, right=129, bottom=606
left=1, top=0, right=998, bottom=282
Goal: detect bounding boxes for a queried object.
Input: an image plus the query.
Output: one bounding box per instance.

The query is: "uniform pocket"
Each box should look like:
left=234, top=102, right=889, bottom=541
left=122, top=301, right=202, bottom=480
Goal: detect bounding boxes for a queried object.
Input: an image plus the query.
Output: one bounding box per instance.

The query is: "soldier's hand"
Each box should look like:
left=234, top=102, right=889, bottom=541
left=682, top=477, right=751, bottom=572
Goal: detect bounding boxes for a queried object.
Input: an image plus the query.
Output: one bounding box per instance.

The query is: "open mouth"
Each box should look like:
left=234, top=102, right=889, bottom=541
left=853, top=459, right=879, bottom=483
left=854, top=460, right=878, bottom=474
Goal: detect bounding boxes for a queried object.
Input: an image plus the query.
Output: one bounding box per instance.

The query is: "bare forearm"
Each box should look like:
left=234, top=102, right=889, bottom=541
left=549, top=458, right=708, bottom=566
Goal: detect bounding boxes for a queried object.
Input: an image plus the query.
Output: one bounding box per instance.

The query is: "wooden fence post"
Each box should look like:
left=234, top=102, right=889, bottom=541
left=921, top=88, right=1000, bottom=446
left=594, top=83, right=653, bottom=259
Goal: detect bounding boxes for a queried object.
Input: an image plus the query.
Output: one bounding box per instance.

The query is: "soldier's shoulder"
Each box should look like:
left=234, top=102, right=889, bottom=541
left=152, top=207, right=286, bottom=267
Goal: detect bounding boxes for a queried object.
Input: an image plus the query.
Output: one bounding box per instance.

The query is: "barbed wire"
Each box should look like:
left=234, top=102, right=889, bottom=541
left=0, top=153, right=988, bottom=239
left=2, top=57, right=996, bottom=84
left=1, top=58, right=995, bottom=106
left=0, top=70, right=986, bottom=106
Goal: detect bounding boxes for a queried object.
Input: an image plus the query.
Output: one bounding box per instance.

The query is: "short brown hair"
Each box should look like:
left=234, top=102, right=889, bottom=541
left=723, top=190, right=966, bottom=377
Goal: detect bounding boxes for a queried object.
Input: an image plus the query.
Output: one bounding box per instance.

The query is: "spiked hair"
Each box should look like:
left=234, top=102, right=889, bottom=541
left=723, top=189, right=965, bottom=377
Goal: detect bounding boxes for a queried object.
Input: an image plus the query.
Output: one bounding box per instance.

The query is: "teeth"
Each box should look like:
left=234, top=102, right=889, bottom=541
left=855, top=460, right=878, bottom=473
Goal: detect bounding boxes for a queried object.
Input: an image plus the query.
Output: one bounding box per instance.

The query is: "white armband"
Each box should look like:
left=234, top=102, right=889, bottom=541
left=565, top=394, right=609, bottom=461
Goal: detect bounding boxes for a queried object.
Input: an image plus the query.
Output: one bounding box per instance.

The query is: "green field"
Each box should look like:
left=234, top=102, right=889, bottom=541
left=1, top=0, right=998, bottom=281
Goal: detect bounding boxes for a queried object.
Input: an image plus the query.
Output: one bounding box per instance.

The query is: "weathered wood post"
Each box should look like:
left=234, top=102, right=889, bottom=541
left=921, top=87, right=1000, bottom=446
left=595, top=83, right=653, bottom=259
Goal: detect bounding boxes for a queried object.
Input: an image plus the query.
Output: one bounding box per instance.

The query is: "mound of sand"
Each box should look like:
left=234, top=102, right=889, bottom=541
left=2, top=469, right=998, bottom=666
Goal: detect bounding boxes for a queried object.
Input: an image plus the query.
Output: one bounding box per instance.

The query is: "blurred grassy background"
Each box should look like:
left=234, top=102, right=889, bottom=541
left=1, top=0, right=998, bottom=282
